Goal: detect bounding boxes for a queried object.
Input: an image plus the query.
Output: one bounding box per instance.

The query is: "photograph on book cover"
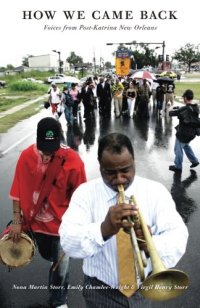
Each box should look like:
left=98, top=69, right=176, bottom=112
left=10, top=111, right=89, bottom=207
left=0, top=0, right=200, bottom=307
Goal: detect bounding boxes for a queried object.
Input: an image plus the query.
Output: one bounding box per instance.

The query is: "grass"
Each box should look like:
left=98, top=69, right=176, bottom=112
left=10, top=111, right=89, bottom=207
left=9, top=81, right=47, bottom=92
left=0, top=71, right=84, bottom=133
left=0, top=101, right=43, bottom=133
left=174, top=82, right=200, bottom=101
left=0, top=87, right=49, bottom=112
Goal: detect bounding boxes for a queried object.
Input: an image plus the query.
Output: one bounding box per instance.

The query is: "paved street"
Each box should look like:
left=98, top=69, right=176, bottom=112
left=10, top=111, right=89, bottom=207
left=0, top=104, right=200, bottom=308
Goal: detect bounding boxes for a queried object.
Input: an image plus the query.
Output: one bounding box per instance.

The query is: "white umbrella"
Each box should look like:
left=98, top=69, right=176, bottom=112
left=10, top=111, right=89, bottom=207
left=130, top=71, right=156, bottom=81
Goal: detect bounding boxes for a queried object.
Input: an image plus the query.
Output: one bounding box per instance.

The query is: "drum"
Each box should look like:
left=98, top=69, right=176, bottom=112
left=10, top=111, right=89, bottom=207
left=0, top=233, right=35, bottom=268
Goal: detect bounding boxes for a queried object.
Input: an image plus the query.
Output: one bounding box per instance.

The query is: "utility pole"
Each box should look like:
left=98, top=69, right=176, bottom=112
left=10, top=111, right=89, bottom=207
left=162, top=41, right=165, bottom=61
left=93, top=48, right=96, bottom=74
left=52, top=50, right=62, bottom=74
left=99, top=57, right=104, bottom=73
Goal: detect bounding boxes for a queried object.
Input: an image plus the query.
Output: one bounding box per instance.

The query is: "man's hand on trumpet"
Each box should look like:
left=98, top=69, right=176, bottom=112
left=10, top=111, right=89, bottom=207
left=101, top=202, right=137, bottom=240
left=101, top=202, right=152, bottom=255
left=133, top=220, right=152, bottom=256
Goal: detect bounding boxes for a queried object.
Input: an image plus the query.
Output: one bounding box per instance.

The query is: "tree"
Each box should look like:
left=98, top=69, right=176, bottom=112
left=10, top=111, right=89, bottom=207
left=6, top=64, right=14, bottom=70
left=66, top=51, right=83, bottom=69
left=173, top=43, right=200, bottom=72
left=22, top=56, right=29, bottom=67
left=131, top=44, right=157, bottom=69
left=104, top=61, right=112, bottom=69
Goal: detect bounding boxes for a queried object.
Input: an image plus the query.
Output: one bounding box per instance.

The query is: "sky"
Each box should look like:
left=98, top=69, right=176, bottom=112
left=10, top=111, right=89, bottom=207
left=0, top=0, right=199, bottom=68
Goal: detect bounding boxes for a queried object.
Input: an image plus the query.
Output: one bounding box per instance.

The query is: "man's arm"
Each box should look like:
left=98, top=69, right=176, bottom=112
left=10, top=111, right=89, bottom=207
left=169, top=106, right=181, bottom=117
left=169, top=105, right=188, bottom=117
left=59, top=183, right=106, bottom=259
left=9, top=200, right=23, bottom=242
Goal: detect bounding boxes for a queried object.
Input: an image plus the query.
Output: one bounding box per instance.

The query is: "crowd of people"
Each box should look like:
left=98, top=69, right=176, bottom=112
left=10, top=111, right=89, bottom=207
left=47, top=74, right=176, bottom=126
left=47, top=75, right=200, bottom=173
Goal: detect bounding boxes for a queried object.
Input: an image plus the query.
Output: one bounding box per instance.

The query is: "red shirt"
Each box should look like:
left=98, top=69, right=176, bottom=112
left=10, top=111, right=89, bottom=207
left=9, top=144, right=86, bottom=235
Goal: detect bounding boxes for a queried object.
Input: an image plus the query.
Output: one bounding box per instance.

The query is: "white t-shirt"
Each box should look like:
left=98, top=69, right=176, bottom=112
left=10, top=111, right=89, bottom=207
left=50, top=88, right=61, bottom=104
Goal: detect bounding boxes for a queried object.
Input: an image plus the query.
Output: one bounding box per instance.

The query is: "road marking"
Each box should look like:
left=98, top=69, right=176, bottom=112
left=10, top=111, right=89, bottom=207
left=1, top=131, right=35, bottom=156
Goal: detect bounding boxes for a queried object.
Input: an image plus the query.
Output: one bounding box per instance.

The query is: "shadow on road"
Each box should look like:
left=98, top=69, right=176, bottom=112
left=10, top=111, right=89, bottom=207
left=171, top=170, right=198, bottom=224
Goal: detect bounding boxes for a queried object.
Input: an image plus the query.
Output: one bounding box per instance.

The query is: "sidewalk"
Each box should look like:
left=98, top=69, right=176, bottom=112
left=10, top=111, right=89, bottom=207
left=0, top=94, right=48, bottom=119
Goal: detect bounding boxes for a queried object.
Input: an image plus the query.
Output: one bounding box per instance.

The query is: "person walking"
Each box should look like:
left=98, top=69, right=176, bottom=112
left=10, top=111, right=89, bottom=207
left=126, top=81, right=137, bottom=118
left=9, top=117, right=86, bottom=308
left=80, top=82, right=95, bottom=119
left=156, top=84, right=166, bottom=116
left=59, top=132, right=188, bottom=308
left=169, top=89, right=199, bottom=172
left=61, top=86, right=74, bottom=127
left=166, top=81, right=175, bottom=107
left=69, top=83, right=80, bottom=120
left=97, top=77, right=112, bottom=118
left=48, top=83, right=62, bottom=119
left=137, top=79, right=151, bottom=119
left=111, top=79, right=124, bottom=118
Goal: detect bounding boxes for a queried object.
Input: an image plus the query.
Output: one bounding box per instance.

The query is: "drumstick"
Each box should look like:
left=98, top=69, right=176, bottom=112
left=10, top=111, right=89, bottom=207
left=52, top=252, right=65, bottom=272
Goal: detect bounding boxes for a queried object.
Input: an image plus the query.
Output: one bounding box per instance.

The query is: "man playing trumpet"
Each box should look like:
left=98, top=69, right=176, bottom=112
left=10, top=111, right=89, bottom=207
left=59, top=132, right=188, bottom=307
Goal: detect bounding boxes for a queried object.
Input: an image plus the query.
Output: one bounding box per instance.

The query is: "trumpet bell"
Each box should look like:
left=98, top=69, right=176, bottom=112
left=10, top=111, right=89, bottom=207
left=139, top=269, right=189, bottom=301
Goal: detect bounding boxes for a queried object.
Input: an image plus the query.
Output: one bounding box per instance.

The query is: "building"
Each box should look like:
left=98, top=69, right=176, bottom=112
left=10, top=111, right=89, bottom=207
left=13, top=66, right=30, bottom=73
left=28, top=54, right=70, bottom=72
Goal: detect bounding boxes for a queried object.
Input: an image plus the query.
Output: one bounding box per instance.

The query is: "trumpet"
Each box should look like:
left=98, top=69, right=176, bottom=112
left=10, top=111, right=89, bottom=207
left=117, top=184, right=147, bottom=282
left=117, top=184, right=189, bottom=301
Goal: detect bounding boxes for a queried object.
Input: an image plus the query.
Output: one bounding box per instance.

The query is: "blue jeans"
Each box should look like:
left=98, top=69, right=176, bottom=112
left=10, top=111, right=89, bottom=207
left=174, top=138, right=199, bottom=169
left=156, top=100, right=163, bottom=110
left=64, top=106, right=73, bottom=126
left=33, top=233, right=69, bottom=307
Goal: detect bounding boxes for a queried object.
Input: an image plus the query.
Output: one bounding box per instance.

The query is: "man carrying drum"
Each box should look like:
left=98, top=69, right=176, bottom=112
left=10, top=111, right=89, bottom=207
left=8, top=117, right=86, bottom=308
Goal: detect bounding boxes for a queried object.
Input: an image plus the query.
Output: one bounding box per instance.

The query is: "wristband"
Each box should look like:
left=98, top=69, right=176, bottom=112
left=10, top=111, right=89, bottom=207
left=13, top=210, right=21, bottom=213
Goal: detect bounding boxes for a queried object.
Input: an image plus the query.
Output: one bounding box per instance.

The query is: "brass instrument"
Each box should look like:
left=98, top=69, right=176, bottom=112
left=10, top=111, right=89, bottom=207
left=118, top=184, right=146, bottom=281
left=117, top=184, right=189, bottom=301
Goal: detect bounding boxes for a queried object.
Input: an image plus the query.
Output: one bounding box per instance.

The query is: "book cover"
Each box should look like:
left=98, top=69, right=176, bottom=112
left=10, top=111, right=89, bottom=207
left=0, top=0, right=199, bottom=307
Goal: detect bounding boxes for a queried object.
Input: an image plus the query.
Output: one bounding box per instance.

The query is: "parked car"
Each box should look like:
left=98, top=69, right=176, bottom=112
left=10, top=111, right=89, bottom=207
left=55, top=74, right=68, bottom=79
left=0, top=80, right=6, bottom=88
left=159, top=71, right=177, bottom=78
left=48, top=75, right=80, bottom=86
left=47, top=76, right=66, bottom=84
